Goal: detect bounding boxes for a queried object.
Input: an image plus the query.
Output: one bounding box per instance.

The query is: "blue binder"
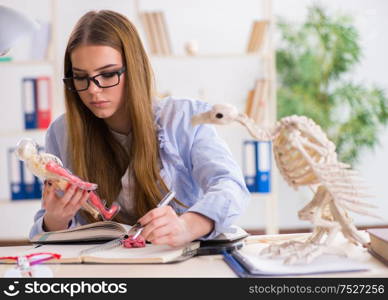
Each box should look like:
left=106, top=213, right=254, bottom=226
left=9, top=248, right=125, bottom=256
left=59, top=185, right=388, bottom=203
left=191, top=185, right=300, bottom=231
left=33, top=146, right=45, bottom=198
left=23, top=164, right=37, bottom=199
left=243, top=140, right=271, bottom=193
left=8, top=147, right=42, bottom=200
left=22, top=77, right=38, bottom=129
left=8, top=148, right=25, bottom=200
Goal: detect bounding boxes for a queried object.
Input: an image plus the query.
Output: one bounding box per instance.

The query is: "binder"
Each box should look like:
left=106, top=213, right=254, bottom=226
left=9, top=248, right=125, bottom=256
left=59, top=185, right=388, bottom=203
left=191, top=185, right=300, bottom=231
left=34, top=176, right=43, bottom=199
left=33, top=146, right=45, bottom=199
left=155, top=11, right=172, bottom=55
left=243, top=140, right=271, bottom=193
left=243, top=141, right=256, bottom=192
left=8, top=148, right=24, bottom=200
left=256, top=141, right=271, bottom=193
left=8, top=147, right=42, bottom=201
left=22, top=77, right=37, bottom=129
left=23, top=164, right=36, bottom=199
left=36, top=76, right=52, bottom=129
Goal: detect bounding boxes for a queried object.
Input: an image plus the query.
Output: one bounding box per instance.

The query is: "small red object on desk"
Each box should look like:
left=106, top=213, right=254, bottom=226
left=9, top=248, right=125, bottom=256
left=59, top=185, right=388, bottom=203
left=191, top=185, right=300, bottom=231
left=123, top=235, right=146, bottom=248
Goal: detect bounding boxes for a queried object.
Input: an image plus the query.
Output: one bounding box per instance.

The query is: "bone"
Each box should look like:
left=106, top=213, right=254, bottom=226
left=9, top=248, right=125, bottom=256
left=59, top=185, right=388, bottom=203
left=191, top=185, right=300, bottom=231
left=336, top=196, right=378, bottom=208
left=190, top=103, right=379, bottom=265
left=338, top=201, right=382, bottom=219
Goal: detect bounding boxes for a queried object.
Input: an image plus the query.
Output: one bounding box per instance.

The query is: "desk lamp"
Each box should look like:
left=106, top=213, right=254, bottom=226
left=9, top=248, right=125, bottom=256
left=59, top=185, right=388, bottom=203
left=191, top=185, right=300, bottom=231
left=0, top=5, right=39, bottom=56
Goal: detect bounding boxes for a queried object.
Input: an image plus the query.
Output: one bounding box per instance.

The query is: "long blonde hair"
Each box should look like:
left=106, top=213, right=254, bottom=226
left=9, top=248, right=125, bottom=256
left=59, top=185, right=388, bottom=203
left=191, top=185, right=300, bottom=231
left=63, top=10, right=168, bottom=224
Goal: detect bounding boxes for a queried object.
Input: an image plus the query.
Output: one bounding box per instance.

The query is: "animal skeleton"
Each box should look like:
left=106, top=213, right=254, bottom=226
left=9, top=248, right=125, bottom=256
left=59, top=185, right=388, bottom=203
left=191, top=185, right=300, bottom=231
left=15, top=138, right=120, bottom=220
left=192, top=103, right=379, bottom=264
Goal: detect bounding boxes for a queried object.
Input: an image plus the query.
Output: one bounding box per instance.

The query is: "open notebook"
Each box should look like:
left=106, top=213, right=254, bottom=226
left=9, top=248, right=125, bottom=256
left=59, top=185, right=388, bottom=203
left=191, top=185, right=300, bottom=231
left=30, top=221, right=249, bottom=244
left=23, top=221, right=249, bottom=264
left=30, top=221, right=133, bottom=243
left=0, top=242, right=200, bottom=264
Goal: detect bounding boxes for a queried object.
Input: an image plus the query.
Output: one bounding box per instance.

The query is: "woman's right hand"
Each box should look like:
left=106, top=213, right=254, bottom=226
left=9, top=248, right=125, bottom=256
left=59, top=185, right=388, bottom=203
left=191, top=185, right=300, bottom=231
left=42, top=180, right=90, bottom=232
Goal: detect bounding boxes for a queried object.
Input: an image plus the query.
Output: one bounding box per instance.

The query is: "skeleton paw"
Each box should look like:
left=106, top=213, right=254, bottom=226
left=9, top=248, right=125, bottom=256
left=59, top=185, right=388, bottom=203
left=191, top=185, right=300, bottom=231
left=260, top=240, right=305, bottom=257
left=280, top=243, right=349, bottom=264
left=283, top=248, right=320, bottom=265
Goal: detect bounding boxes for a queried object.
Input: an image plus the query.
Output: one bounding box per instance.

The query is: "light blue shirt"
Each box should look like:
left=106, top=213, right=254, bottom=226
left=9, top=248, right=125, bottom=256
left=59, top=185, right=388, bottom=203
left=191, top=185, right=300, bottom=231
left=29, top=98, right=250, bottom=240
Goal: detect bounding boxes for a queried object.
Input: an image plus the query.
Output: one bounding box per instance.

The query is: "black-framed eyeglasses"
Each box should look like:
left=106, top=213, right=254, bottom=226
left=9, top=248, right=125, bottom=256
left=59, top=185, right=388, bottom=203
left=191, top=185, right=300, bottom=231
left=63, top=66, right=126, bottom=92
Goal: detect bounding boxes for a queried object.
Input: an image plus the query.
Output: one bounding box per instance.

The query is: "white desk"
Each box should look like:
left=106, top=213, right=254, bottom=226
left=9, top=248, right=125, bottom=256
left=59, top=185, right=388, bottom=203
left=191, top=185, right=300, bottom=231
left=0, top=233, right=386, bottom=278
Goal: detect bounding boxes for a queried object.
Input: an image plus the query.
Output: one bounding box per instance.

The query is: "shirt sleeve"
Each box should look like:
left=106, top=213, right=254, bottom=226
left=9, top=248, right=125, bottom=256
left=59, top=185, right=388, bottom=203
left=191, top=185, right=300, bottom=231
left=186, top=103, right=251, bottom=240
left=28, top=208, right=85, bottom=240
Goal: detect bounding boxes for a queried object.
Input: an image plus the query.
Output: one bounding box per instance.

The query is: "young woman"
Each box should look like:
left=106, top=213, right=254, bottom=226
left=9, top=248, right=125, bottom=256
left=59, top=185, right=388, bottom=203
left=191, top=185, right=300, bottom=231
left=29, top=10, right=249, bottom=247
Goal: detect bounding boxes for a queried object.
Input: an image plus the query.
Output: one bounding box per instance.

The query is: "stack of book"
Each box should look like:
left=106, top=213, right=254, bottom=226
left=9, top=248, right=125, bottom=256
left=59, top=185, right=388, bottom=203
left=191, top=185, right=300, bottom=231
left=140, top=11, right=172, bottom=56
left=246, top=20, right=269, bottom=53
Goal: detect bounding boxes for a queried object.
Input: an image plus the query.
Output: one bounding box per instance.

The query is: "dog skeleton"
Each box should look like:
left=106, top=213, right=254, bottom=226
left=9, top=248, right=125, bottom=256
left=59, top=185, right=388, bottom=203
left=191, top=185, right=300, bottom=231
left=192, top=104, right=379, bottom=264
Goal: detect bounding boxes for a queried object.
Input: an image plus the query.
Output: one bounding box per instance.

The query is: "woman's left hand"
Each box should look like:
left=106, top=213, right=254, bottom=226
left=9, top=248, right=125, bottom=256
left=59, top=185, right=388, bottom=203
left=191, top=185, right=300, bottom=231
left=137, top=206, right=214, bottom=247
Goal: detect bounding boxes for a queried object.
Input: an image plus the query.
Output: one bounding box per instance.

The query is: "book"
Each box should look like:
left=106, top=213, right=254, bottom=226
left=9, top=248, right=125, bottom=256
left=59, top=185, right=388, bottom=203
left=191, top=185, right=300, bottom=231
left=30, top=221, right=249, bottom=244
left=247, top=20, right=259, bottom=52
left=147, top=12, right=163, bottom=55
left=224, top=243, right=369, bottom=277
left=250, top=79, right=268, bottom=124
left=367, top=228, right=388, bottom=266
left=244, top=89, right=255, bottom=118
left=156, top=11, right=172, bottom=55
left=246, top=20, right=269, bottom=53
left=0, top=242, right=200, bottom=264
left=140, top=12, right=157, bottom=54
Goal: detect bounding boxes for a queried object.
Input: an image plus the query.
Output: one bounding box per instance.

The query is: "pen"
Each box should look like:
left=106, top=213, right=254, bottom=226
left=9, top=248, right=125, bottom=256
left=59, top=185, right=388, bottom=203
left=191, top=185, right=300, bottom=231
left=79, top=235, right=129, bottom=256
left=131, top=190, right=176, bottom=239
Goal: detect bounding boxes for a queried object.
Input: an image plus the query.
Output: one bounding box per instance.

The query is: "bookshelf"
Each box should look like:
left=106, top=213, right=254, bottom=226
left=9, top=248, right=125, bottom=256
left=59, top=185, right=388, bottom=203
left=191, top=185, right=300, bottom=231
left=0, top=0, right=59, bottom=204
left=0, top=0, right=278, bottom=240
left=136, top=0, right=278, bottom=233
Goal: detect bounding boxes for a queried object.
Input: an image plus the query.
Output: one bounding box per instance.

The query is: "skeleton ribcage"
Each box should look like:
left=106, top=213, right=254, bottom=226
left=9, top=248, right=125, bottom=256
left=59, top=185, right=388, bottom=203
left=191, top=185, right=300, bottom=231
left=272, top=115, right=337, bottom=189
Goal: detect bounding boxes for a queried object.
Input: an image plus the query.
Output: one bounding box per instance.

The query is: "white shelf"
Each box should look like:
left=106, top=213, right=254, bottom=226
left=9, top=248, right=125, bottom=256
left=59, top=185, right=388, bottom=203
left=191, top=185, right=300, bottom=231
left=0, top=129, right=47, bottom=137
left=0, top=200, right=41, bottom=241
left=0, top=60, right=54, bottom=66
left=0, top=199, right=40, bottom=203
left=150, top=52, right=266, bottom=59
